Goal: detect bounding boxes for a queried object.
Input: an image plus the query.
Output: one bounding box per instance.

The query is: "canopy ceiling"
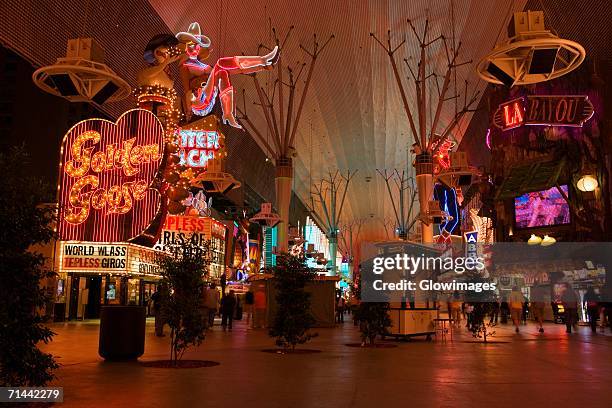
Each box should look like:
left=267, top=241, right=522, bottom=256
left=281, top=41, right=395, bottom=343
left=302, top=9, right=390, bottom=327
left=149, top=0, right=527, bottom=241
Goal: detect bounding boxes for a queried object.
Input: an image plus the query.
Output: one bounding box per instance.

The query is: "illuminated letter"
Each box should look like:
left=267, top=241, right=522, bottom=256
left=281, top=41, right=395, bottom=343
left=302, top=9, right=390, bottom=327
left=65, top=175, right=98, bottom=224
left=65, top=131, right=100, bottom=178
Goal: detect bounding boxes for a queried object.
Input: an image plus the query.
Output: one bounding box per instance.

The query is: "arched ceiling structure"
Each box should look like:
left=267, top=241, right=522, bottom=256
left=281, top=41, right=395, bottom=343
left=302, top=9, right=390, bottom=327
left=148, top=0, right=528, bottom=241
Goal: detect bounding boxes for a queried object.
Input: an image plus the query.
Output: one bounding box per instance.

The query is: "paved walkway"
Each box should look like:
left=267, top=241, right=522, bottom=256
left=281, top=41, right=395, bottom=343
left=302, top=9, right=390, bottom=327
left=41, top=317, right=612, bottom=408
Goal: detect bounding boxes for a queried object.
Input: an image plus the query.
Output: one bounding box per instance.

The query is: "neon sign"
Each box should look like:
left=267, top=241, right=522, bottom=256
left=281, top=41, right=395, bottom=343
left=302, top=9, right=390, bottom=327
left=435, top=138, right=456, bottom=171
left=494, top=95, right=594, bottom=130
left=58, top=109, right=164, bottom=242
left=434, top=183, right=459, bottom=239
left=177, top=129, right=220, bottom=168
left=153, top=215, right=227, bottom=251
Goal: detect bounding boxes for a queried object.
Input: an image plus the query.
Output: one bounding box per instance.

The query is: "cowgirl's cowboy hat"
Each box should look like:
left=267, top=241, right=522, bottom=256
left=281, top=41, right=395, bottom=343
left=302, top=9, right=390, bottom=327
left=176, top=22, right=211, bottom=48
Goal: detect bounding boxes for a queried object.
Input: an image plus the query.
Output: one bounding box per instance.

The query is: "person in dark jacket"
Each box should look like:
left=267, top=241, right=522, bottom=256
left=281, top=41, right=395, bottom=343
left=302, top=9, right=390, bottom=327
left=221, top=290, right=237, bottom=330
left=489, top=297, right=500, bottom=325
left=244, top=288, right=254, bottom=326
left=583, top=287, right=600, bottom=334
left=151, top=284, right=168, bottom=337
left=561, top=284, right=579, bottom=333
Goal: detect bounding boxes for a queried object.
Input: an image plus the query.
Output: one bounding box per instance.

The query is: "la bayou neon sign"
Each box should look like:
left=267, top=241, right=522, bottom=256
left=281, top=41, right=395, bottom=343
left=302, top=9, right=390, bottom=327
left=58, top=109, right=164, bottom=242
left=494, top=95, right=595, bottom=131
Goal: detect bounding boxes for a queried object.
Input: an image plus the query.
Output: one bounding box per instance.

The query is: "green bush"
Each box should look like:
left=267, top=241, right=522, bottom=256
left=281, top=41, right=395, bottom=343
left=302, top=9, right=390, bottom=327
left=157, top=240, right=210, bottom=364
left=269, top=254, right=317, bottom=351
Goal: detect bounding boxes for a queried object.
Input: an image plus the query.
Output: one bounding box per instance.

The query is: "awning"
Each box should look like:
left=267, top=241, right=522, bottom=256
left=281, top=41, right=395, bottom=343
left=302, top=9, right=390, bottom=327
left=495, top=158, right=566, bottom=199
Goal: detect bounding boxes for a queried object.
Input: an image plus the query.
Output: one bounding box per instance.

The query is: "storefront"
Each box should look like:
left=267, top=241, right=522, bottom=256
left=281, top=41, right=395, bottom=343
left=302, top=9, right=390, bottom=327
left=304, top=216, right=333, bottom=274
left=55, top=241, right=163, bottom=320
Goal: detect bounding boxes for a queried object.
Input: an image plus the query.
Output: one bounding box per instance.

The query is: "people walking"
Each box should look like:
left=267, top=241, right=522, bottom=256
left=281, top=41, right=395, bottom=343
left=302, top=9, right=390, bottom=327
left=450, top=291, right=462, bottom=327
left=530, top=282, right=547, bottom=333
left=561, top=283, right=579, bottom=334
left=221, top=290, right=237, bottom=330
left=521, top=297, right=529, bottom=325
left=489, top=297, right=500, bottom=325
left=465, top=303, right=474, bottom=331
left=509, top=286, right=524, bottom=333
left=151, top=285, right=167, bottom=337
left=336, top=296, right=345, bottom=323
left=244, top=288, right=254, bottom=326
left=583, top=287, right=600, bottom=334
left=500, top=296, right=509, bottom=324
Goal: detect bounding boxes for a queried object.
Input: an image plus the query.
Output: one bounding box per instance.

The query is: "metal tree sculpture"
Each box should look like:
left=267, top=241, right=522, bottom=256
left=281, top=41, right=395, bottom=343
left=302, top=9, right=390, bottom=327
left=376, top=169, right=418, bottom=240
left=371, top=19, right=480, bottom=242
left=379, top=217, right=396, bottom=240
left=338, top=218, right=364, bottom=280
left=309, top=170, right=358, bottom=275
left=238, top=24, right=334, bottom=252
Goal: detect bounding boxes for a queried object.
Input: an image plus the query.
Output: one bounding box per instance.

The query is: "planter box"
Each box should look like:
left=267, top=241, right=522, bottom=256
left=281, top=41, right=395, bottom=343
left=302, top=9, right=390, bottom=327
left=99, top=306, right=146, bottom=360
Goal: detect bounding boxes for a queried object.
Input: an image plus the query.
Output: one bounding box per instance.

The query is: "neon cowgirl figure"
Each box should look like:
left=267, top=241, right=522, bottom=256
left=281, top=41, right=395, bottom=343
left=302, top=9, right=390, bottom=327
left=434, top=183, right=460, bottom=243
left=176, top=22, right=279, bottom=128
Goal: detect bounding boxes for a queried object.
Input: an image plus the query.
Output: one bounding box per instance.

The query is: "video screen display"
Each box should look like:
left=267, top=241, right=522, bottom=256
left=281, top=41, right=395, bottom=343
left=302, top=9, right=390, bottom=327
left=514, top=185, right=570, bottom=229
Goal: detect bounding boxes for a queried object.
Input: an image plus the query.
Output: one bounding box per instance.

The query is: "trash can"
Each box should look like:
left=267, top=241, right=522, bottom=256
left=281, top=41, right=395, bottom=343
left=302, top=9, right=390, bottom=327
left=99, top=306, right=146, bottom=360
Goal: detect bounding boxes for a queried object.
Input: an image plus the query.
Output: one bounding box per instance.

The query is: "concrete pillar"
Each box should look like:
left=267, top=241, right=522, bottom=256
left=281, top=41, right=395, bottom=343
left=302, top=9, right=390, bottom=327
left=275, top=157, right=293, bottom=253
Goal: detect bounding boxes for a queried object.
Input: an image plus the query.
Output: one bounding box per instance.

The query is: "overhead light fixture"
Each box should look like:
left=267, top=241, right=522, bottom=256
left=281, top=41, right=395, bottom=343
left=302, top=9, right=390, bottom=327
left=541, top=235, right=556, bottom=246
left=32, top=38, right=130, bottom=104
left=249, top=203, right=281, bottom=228
left=477, top=10, right=585, bottom=87
left=527, top=234, right=542, bottom=245
left=576, top=174, right=598, bottom=192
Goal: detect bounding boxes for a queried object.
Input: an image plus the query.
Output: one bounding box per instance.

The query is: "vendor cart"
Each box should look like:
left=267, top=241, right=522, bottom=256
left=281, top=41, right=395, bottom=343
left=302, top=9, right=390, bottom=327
left=386, top=307, right=437, bottom=340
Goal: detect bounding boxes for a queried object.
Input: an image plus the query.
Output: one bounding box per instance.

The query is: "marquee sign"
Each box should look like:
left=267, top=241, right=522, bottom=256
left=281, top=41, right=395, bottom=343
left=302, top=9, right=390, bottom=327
left=153, top=214, right=227, bottom=251
left=59, top=241, right=162, bottom=276
left=58, top=109, right=164, bottom=242
left=494, top=95, right=595, bottom=131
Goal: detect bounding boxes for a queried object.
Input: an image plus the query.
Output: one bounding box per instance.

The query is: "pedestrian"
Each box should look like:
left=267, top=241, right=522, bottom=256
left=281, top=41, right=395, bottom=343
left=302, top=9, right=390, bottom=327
left=151, top=285, right=167, bottom=337
left=253, top=285, right=267, bottom=329
left=244, top=287, right=254, bottom=326
left=500, top=296, right=509, bottom=324
left=489, top=297, right=500, bottom=325
left=205, top=283, right=219, bottom=329
left=450, top=291, right=462, bottom=327
left=465, top=303, right=474, bottom=330
left=561, top=283, right=579, bottom=334
left=509, top=286, right=524, bottom=333
left=336, top=296, right=345, bottom=323
left=221, top=290, right=237, bottom=330
left=583, top=287, right=600, bottom=334
left=521, top=296, right=529, bottom=325
left=530, top=282, right=547, bottom=333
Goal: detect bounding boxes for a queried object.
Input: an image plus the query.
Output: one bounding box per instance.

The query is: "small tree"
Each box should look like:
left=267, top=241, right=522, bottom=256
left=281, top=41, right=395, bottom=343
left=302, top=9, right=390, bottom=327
left=470, top=302, right=497, bottom=343
left=269, top=254, right=317, bottom=351
left=465, top=275, right=497, bottom=343
left=0, top=147, right=58, bottom=386
left=157, top=240, right=210, bottom=365
left=353, top=277, right=391, bottom=346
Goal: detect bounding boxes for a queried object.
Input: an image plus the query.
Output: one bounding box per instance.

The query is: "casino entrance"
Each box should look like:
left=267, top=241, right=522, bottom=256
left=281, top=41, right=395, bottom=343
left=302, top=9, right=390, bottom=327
left=66, top=273, right=159, bottom=320
left=68, top=274, right=103, bottom=320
